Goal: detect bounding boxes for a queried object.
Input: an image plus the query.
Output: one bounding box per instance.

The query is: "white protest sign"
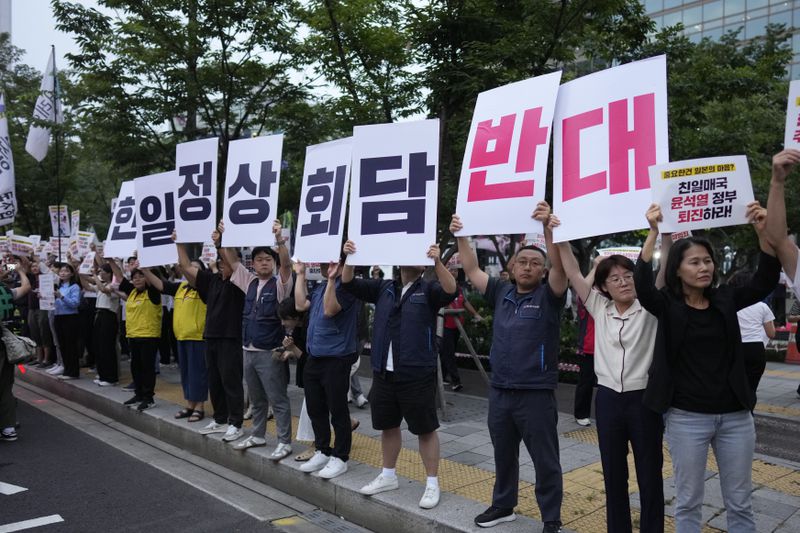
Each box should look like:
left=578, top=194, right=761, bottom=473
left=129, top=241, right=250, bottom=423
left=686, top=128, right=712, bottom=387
left=104, top=181, right=137, bottom=259
left=0, top=236, right=7, bottom=254
left=649, top=156, right=754, bottom=233
left=553, top=55, right=669, bottom=242
left=346, top=119, right=440, bottom=266
left=221, top=135, right=282, bottom=247
left=70, top=210, right=80, bottom=239
left=294, top=137, right=352, bottom=263
left=29, top=235, right=41, bottom=249
left=79, top=251, right=96, bottom=274
left=455, top=71, right=562, bottom=237
left=39, top=272, right=55, bottom=311
left=597, top=247, right=641, bottom=262
left=174, top=137, right=218, bottom=243
left=200, top=242, right=217, bottom=266
left=305, top=262, right=325, bottom=282
left=136, top=171, right=179, bottom=268
left=522, top=233, right=548, bottom=253
left=49, top=205, right=69, bottom=239
left=49, top=237, right=68, bottom=262
left=9, top=235, right=32, bottom=257
left=784, top=80, right=800, bottom=149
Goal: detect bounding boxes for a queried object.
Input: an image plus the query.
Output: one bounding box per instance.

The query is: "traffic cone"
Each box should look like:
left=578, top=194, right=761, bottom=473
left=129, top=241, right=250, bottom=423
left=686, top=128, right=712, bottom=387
left=786, top=324, right=800, bottom=364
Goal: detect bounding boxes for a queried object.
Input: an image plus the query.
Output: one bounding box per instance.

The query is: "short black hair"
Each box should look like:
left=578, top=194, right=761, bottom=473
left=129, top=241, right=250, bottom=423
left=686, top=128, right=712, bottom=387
left=251, top=247, right=278, bottom=264
left=277, top=297, right=303, bottom=320
left=594, top=255, right=636, bottom=298
left=516, top=245, right=547, bottom=262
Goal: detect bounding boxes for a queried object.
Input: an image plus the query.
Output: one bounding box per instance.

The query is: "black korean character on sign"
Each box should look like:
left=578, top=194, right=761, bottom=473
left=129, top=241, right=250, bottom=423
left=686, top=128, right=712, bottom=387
left=227, top=161, right=278, bottom=224
left=178, top=161, right=213, bottom=221
left=360, top=152, right=435, bottom=235
left=111, top=195, right=136, bottom=240
left=139, top=192, right=175, bottom=247
left=300, top=165, right=347, bottom=237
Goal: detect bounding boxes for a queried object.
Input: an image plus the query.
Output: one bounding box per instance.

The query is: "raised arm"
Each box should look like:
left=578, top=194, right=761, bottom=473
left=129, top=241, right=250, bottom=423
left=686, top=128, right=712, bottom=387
left=766, top=150, right=800, bottom=276
left=294, top=261, right=311, bottom=312
left=322, top=262, right=343, bottom=317
left=174, top=230, right=199, bottom=287
left=449, top=215, right=489, bottom=294
left=641, top=203, right=661, bottom=263
left=13, top=258, right=31, bottom=299
left=747, top=201, right=776, bottom=256
left=429, top=244, right=456, bottom=295
left=655, top=232, right=672, bottom=289
left=106, top=256, right=125, bottom=283
left=140, top=267, right=165, bottom=292
left=549, top=214, right=591, bottom=301
left=215, top=220, right=240, bottom=270
left=534, top=201, right=567, bottom=297
left=273, top=220, right=292, bottom=283
left=341, top=240, right=356, bottom=284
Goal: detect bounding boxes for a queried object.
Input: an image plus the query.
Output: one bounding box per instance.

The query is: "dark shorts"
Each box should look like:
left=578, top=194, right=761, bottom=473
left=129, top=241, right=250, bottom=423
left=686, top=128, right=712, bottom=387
left=28, top=309, right=53, bottom=348
left=369, top=370, right=439, bottom=435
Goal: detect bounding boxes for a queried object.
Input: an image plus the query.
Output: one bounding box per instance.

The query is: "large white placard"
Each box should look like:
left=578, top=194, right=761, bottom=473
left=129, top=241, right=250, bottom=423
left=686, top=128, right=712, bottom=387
left=104, top=181, right=137, bottom=259
left=136, top=171, right=179, bottom=267
left=9, top=235, right=32, bottom=257
left=553, top=55, right=669, bottom=242
left=649, top=155, right=754, bottom=233
left=48, top=205, right=69, bottom=239
left=294, top=137, right=352, bottom=263
left=785, top=80, right=800, bottom=149
left=346, top=119, right=440, bottom=266
left=174, top=137, right=218, bottom=243
left=39, top=272, right=55, bottom=311
left=455, top=71, right=562, bottom=237
left=221, top=135, right=282, bottom=247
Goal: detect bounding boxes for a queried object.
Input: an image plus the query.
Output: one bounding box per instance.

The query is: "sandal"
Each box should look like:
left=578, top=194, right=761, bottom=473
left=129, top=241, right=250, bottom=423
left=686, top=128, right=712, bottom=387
left=295, top=448, right=315, bottom=461
left=187, top=410, right=205, bottom=423
left=174, top=408, right=193, bottom=419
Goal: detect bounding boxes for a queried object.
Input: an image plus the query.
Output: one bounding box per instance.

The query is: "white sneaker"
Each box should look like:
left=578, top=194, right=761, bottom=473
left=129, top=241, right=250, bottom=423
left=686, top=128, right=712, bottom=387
left=419, top=485, right=440, bottom=509
left=243, top=405, right=253, bottom=420
left=299, top=451, right=330, bottom=473
left=233, top=435, right=266, bottom=450
left=355, top=394, right=369, bottom=408
left=58, top=375, right=77, bottom=381
left=575, top=418, right=591, bottom=427
left=48, top=365, right=64, bottom=376
left=199, top=421, right=227, bottom=435
left=269, top=442, right=292, bottom=461
left=359, top=474, right=399, bottom=495
left=318, top=457, right=347, bottom=479
left=221, top=425, right=243, bottom=442
left=96, top=380, right=114, bottom=387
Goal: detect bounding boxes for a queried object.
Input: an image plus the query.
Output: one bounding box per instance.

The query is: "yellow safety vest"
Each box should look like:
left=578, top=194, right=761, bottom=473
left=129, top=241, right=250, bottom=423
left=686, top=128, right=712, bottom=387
left=173, top=282, right=206, bottom=341
left=125, top=289, right=162, bottom=338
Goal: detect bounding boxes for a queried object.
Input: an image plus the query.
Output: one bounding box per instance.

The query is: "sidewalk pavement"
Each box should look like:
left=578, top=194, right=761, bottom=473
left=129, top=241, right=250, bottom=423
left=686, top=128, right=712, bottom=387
left=16, top=359, right=800, bottom=533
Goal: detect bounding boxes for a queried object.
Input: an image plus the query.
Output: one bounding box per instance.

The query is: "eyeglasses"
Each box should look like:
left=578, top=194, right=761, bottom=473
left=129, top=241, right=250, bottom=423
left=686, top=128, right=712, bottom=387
left=606, top=274, right=634, bottom=286
left=515, top=259, right=544, bottom=269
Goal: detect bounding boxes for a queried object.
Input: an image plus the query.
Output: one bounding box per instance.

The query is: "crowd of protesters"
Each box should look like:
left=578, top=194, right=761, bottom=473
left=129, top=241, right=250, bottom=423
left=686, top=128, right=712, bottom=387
left=3, top=150, right=800, bottom=533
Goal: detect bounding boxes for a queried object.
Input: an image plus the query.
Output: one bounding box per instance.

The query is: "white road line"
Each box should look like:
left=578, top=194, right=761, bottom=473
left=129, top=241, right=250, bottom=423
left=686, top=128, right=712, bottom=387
left=0, top=515, right=64, bottom=533
left=0, top=482, right=27, bottom=496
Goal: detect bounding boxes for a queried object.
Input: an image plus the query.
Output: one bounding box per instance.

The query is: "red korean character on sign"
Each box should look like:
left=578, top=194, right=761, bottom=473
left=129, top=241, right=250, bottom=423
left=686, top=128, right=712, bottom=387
left=466, top=107, right=549, bottom=202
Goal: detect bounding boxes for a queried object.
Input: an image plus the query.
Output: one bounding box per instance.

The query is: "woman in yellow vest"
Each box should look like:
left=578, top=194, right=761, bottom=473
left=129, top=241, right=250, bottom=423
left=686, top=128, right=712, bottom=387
left=142, top=263, right=208, bottom=422
left=108, top=259, right=162, bottom=411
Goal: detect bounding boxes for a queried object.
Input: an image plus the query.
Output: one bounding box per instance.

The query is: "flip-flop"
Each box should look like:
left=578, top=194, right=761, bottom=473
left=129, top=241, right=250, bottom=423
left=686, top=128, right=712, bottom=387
left=188, top=410, right=205, bottom=423
left=174, top=408, right=193, bottom=419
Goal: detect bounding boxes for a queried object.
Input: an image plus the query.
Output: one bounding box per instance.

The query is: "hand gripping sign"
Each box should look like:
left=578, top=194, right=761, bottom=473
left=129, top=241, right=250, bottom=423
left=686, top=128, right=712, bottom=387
left=135, top=171, right=180, bottom=267
left=649, top=156, right=754, bottom=233
left=294, top=137, right=352, bottom=263
left=346, top=119, right=440, bottom=266
left=455, top=71, right=561, bottom=237
left=552, top=55, right=669, bottom=242
left=174, top=137, right=219, bottom=243
left=221, top=135, right=282, bottom=247
left=104, top=181, right=137, bottom=259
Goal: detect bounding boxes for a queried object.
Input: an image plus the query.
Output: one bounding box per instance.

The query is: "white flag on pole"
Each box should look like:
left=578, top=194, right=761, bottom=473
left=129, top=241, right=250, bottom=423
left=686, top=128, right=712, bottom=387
left=0, top=93, right=16, bottom=226
left=25, top=47, right=63, bottom=162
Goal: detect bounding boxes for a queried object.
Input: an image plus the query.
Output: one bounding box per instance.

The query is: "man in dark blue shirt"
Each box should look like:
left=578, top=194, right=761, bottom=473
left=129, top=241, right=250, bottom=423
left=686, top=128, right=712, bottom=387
left=342, top=241, right=456, bottom=510
left=451, top=201, right=568, bottom=533
left=293, top=258, right=360, bottom=479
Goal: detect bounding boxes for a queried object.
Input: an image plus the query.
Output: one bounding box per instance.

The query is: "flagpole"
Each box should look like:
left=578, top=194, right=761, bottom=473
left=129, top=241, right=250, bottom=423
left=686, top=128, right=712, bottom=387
left=50, top=45, right=62, bottom=261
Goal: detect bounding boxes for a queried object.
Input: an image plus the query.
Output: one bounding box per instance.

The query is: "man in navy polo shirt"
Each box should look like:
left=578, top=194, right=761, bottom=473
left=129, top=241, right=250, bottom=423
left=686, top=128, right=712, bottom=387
left=218, top=220, right=294, bottom=459
left=293, top=257, right=360, bottom=479
left=341, top=242, right=456, bottom=510
left=451, top=201, right=568, bottom=533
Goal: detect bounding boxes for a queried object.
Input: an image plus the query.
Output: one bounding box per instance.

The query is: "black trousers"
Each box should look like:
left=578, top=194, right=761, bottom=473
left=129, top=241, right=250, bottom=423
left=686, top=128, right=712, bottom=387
left=573, top=353, right=596, bottom=419
left=55, top=314, right=81, bottom=378
left=489, top=387, right=562, bottom=522
left=741, top=341, right=766, bottom=399
left=206, top=338, right=243, bottom=427
left=439, top=327, right=461, bottom=385
left=93, top=309, right=118, bottom=383
left=159, top=308, right=176, bottom=364
left=303, top=353, right=357, bottom=461
left=595, top=386, right=664, bottom=533
left=129, top=338, right=158, bottom=401
left=78, top=298, right=96, bottom=366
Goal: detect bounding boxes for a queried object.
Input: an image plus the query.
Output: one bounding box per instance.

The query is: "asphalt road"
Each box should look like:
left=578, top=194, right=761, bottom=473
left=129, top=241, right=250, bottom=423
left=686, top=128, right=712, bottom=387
left=0, top=401, right=276, bottom=533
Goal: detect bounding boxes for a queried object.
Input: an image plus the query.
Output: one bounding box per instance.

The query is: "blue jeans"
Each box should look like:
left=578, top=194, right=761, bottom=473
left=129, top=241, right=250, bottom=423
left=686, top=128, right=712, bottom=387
left=664, top=408, right=755, bottom=533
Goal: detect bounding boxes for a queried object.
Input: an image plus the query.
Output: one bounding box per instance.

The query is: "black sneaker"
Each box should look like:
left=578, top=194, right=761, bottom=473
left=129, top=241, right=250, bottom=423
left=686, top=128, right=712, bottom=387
left=542, top=522, right=562, bottom=533
left=137, top=399, right=156, bottom=411
left=123, top=395, right=142, bottom=406
left=123, top=382, right=136, bottom=391
left=475, top=506, right=515, bottom=527
left=451, top=383, right=463, bottom=392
